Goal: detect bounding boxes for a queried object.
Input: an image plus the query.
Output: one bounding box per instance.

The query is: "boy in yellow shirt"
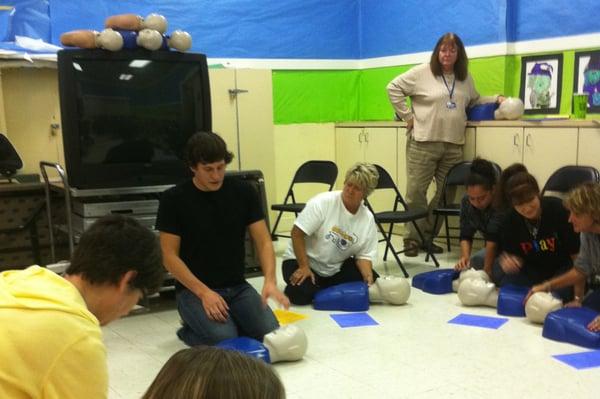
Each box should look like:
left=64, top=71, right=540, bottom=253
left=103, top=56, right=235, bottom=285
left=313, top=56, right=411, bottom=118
left=0, top=214, right=164, bottom=399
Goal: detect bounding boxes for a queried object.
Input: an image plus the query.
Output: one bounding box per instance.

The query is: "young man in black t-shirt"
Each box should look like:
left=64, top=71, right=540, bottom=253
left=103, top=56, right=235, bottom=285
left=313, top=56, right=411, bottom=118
left=156, top=132, right=289, bottom=346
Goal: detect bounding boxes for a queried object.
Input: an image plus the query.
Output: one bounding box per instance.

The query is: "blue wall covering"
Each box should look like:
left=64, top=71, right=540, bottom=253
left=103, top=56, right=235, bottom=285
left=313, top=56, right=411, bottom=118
left=508, top=0, right=599, bottom=42
left=0, top=0, right=598, bottom=59
left=359, top=0, right=507, bottom=58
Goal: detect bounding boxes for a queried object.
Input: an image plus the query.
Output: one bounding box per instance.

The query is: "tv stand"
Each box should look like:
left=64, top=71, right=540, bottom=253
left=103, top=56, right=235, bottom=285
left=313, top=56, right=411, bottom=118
left=39, top=162, right=269, bottom=278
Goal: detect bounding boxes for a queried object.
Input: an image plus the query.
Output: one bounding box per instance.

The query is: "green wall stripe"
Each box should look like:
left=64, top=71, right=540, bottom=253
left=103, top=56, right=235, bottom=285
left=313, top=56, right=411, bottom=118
left=273, top=70, right=360, bottom=124
left=272, top=51, right=599, bottom=124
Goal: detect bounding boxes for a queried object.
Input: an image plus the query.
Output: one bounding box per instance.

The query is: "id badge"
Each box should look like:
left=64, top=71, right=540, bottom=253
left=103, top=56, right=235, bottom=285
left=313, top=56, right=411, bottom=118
left=446, top=101, right=456, bottom=109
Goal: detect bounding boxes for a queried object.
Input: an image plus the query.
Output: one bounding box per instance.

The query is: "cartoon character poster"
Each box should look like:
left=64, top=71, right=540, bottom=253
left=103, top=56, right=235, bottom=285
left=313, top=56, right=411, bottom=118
left=519, top=54, right=563, bottom=114
left=574, top=50, right=600, bottom=114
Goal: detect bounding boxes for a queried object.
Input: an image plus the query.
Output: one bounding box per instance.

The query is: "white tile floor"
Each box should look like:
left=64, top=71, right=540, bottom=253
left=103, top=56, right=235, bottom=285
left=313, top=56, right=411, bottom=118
left=105, top=237, right=599, bottom=398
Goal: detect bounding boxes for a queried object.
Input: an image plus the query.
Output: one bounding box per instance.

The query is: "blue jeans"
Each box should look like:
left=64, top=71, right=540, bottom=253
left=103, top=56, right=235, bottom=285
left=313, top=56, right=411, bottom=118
left=176, top=282, right=279, bottom=346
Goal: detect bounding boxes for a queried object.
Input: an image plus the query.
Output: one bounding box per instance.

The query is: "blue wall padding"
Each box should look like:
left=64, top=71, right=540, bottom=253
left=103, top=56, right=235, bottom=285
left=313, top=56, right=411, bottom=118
left=508, top=0, right=599, bottom=43
left=2, top=1, right=599, bottom=59
left=49, top=0, right=360, bottom=59
left=359, top=0, right=507, bottom=58
left=2, top=0, right=50, bottom=42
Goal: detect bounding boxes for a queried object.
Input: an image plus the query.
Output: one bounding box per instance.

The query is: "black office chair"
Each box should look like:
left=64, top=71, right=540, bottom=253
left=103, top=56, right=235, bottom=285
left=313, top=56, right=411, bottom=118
left=430, top=161, right=502, bottom=253
left=0, top=133, right=23, bottom=182
left=0, top=133, right=43, bottom=264
left=541, top=165, right=600, bottom=198
left=365, top=164, right=439, bottom=277
left=270, top=160, right=338, bottom=239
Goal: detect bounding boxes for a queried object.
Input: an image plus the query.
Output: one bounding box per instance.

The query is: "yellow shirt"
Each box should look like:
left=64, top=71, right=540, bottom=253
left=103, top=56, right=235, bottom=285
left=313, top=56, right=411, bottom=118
left=0, top=266, right=107, bottom=399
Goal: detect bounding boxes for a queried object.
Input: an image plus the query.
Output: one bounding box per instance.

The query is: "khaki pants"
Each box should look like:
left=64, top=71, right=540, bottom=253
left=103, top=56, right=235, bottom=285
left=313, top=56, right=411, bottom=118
left=404, top=135, right=464, bottom=244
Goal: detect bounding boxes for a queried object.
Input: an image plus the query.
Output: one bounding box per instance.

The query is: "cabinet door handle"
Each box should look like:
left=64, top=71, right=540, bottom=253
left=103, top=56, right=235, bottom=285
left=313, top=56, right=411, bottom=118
left=364, top=131, right=369, bottom=143
left=513, top=133, right=519, bottom=146
left=358, top=131, right=363, bottom=143
left=526, top=133, right=532, bottom=147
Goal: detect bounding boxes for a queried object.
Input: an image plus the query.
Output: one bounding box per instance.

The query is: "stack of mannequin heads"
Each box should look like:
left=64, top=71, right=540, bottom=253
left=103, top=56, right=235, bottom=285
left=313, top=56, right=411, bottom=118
left=60, top=13, right=192, bottom=52
left=453, top=161, right=563, bottom=324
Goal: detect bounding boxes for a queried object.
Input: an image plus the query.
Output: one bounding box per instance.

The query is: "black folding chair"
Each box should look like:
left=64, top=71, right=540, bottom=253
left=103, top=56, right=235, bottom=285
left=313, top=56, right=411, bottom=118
left=430, top=161, right=501, bottom=254
left=365, top=164, right=439, bottom=277
left=541, top=165, right=600, bottom=199
left=270, top=160, right=338, bottom=239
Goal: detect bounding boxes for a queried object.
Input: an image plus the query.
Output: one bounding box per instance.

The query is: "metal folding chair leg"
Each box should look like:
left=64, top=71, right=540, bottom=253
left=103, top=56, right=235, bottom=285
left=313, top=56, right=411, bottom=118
left=376, top=221, right=409, bottom=277
left=444, top=215, right=451, bottom=251
left=413, top=221, right=439, bottom=268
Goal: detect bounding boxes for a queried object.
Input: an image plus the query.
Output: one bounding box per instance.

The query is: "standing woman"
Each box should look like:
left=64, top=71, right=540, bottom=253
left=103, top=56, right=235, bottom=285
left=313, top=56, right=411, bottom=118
left=494, top=164, right=581, bottom=302
left=387, top=32, right=503, bottom=257
left=454, top=158, right=505, bottom=278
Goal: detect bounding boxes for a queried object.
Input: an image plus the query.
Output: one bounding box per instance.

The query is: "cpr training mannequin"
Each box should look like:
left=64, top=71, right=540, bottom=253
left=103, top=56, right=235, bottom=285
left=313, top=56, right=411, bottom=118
left=263, top=324, right=308, bottom=363
left=60, top=28, right=192, bottom=52
left=494, top=97, right=524, bottom=120
left=105, top=13, right=168, bottom=34
left=368, top=275, right=411, bottom=305
left=457, top=278, right=498, bottom=307
left=452, top=269, right=491, bottom=292
left=60, top=12, right=192, bottom=52
left=524, top=292, right=563, bottom=324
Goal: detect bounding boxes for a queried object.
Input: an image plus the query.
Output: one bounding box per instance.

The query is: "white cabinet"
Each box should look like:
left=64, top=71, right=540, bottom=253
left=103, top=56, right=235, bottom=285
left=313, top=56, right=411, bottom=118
left=335, top=127, right=397, bottom=211
left=475, top=127, right=523, bottom=169
left=475, top=126, right=578, bottom=188
left=335, top=127, right=397, bottom=183
left=578, top=128, right=600, bottom=172
left=523, top=128, right=578, bottom=188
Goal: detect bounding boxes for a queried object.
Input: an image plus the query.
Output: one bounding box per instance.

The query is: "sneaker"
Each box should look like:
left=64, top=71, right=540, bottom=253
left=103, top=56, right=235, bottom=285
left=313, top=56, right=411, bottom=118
left=403, top=239, right=419, bottom=257
left=420, top=242, right=444, bottom=254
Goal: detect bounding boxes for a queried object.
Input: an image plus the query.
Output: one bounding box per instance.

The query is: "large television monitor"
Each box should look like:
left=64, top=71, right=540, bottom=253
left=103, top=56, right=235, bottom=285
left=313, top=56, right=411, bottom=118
left=57, top=49, right=211, bottom=189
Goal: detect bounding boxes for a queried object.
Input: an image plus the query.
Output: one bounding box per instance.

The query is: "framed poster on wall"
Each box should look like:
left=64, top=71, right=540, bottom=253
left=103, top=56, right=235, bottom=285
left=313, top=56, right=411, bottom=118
left=574, top=50, right=600, bottom=114
left=519, top=54, right=563, bottom=114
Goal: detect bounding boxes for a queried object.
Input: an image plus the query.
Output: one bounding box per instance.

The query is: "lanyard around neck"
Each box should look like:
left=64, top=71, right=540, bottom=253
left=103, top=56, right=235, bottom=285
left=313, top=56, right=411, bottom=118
left=441, top=74, right=455, bottom=99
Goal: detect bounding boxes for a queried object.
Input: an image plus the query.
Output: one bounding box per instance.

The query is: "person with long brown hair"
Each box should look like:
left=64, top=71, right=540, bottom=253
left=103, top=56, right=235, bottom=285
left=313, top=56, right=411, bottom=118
left=142, top=346, right=286, bottom=399
left=493, top=164, right=580, bottom=303
left=387, top=32, right=504, bottom=257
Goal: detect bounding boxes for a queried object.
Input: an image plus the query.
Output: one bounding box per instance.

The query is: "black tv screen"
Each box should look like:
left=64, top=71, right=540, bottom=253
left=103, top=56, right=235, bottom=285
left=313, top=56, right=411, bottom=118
left=57, top=49, right=211, bottom=189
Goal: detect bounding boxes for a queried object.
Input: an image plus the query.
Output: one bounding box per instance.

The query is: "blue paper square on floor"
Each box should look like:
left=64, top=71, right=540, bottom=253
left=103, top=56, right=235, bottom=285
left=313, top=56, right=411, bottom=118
left=330, top=312, right=378, bottom=328
left=448, top=313, right=509, bottom=329
left=553, top=350, right=600, bottom=369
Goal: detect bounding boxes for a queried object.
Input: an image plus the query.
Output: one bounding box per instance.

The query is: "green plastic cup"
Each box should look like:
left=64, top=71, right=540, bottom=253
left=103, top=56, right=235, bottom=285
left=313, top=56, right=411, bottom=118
left=573, top=93, right=588, bottom=119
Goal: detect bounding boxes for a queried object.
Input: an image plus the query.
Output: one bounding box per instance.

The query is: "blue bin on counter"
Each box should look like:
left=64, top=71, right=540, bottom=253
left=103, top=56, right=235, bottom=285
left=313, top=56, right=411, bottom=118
left=467, top=103, right=498, bottom=121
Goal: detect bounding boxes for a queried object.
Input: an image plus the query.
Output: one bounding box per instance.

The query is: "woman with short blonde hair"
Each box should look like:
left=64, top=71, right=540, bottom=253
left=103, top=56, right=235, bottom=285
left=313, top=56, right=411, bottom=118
left=282, top=162, right=380, bottom=305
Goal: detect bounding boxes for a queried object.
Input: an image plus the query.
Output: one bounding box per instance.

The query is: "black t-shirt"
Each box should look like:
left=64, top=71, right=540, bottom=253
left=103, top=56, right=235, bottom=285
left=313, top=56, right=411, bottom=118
left=500, top=196, right=580, bottom=284
left=156, top=178, right=264, bottom=289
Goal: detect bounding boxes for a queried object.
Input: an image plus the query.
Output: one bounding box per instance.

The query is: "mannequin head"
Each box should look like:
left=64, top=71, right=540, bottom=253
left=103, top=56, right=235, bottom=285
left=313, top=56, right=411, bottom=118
left=457, top=278, right=498, bottom=308
left=263, top=324, right=307, bottom=363
left=369, top=276, right=411, bottom=305
left=525, top=292, right=563, bottom=324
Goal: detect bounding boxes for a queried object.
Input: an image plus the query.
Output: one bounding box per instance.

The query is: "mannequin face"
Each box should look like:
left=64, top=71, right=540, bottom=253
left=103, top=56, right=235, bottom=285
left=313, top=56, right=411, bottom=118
left=514, top=196, right=541, bottom=220
left=568, top=210, right=595, bottom=233
left=466, top=185, right=494, bottom=210
left=438, top=42, right=458, bottom=72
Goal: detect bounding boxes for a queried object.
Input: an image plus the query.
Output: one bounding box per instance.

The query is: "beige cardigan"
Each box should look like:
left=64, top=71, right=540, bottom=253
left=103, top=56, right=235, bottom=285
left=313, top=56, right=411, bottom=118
left=387, top=63, right=498, bottom=145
